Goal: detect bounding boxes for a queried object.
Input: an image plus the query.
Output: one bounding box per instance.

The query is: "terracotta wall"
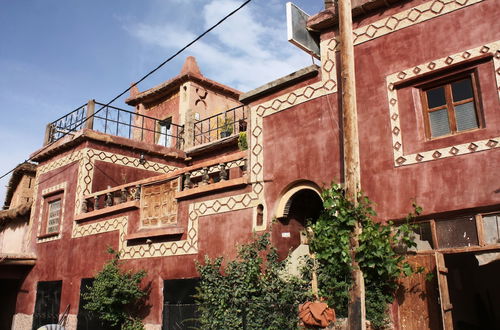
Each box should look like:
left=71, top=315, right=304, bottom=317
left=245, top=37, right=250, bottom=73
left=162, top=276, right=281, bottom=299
left=353, top=0, right=500, bottom=220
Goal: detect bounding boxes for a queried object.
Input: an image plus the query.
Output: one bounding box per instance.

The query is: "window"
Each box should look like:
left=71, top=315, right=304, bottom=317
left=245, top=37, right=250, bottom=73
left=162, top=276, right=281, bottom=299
left=32, top=281, right=62, bottom=330
left=157, top=117, right=172, bottom=147
left=421, top=72, right=481, bottom=138
left=482, top=213, right=500, bottom=245
left=40, top=190, right=64, bottom=237
left=163, top=278, right=200, bottom=330
left=47, top=199, right=61, bottom=234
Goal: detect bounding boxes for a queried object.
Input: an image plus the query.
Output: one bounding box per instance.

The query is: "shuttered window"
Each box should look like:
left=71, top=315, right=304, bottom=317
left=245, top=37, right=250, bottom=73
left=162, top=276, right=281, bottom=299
left=421, top=73, right=481, bottom=138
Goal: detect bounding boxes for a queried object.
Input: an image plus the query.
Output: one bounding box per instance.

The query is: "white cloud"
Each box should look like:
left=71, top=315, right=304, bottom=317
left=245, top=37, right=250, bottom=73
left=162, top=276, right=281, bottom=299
left=125, top=0, right=312, bottom=92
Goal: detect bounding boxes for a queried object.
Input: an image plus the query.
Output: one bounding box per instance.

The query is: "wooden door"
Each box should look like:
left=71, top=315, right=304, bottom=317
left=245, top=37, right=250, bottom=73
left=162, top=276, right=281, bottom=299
left=397, top=253, right=441, bottom=330
left=435, top=252, right=453, bottom=330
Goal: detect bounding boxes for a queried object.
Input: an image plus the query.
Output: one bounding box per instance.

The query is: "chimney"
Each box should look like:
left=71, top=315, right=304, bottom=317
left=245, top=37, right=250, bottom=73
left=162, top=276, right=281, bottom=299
left=324, top=0, right=334, bottom=9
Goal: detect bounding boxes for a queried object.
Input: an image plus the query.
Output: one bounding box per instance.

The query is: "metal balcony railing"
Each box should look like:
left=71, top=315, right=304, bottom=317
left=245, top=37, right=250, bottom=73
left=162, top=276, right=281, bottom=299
left=45, top=101, right=184, bottom=149
left=193, top=105, right=247, bottom=146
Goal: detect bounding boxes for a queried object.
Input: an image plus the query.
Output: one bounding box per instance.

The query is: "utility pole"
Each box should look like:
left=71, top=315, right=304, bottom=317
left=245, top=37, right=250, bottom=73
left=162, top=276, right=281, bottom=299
left=337, top=0, right=366, bottom=329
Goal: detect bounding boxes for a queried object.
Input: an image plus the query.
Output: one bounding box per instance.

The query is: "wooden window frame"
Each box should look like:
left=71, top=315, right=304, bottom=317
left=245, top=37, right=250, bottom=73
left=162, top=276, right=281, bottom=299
left=39, top=191, right=64, bottom=238
left=419, top=69, right=483, bottom=139
left=156, top=117, right=172, bottom=147
left=412, top=211, right=500, bottom=254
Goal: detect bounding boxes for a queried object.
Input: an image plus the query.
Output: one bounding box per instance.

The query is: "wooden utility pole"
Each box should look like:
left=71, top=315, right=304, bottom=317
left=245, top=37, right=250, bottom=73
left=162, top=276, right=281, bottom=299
left=337, top=0, right=366, bottom=329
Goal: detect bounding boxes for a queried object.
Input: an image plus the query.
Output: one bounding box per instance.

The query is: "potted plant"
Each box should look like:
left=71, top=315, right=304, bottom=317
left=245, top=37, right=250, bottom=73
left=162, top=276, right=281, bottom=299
left=238, top=118, right=247, bottom=132
left=220, top=117, right=233, bottom=138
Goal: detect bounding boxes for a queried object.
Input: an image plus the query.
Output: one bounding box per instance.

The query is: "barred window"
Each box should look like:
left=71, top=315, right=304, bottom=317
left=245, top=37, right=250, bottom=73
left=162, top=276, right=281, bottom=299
left=47, top=199, right=61, bottom=234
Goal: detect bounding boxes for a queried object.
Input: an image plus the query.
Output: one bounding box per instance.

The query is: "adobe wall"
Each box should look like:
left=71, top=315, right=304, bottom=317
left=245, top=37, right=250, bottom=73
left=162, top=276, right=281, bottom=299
left=351, top=0, right=500, bottom=219
left=15, top=134, right=255, bottom=328
left=10, top=174, right=35, bottom=208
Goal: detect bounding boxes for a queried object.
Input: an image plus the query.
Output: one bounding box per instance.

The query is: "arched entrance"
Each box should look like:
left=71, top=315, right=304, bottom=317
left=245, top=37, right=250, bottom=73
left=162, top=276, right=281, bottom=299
left=273, top=184, right=324, bottom=260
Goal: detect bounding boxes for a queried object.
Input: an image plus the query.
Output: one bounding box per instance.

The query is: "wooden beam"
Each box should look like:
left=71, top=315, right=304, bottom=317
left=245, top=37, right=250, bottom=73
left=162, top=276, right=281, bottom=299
left=85, top=99, right=95, bottom=130
left=337, top=0, right=366, bottom=329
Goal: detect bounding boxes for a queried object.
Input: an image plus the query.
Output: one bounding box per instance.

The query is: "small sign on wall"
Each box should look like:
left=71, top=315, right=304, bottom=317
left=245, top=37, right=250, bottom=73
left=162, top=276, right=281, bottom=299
left=282, top=232, right=291, bottom=238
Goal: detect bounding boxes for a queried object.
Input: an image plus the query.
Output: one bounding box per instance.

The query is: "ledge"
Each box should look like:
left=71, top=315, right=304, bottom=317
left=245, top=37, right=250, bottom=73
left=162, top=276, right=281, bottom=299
left=75, top=200, right=140, bottom=222
left=31, top=129, right=187, bottom=163
left=37, top=232, right=59, bottom=239
left=307, top=0, right=406, bottom=31
left=239, top=65, right=319, bottom=103
left=126, top=226, right=184, bottom=240
left=175, top=176, right=248, bottom=200
left=185, top=134, right=239, bottom=157
left=0, top=254, right=37, bottom=266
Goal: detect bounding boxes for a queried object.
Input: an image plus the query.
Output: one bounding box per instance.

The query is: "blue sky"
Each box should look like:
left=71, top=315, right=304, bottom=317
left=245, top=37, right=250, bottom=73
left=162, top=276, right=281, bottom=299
left=0, top=0, right=324, bottom=206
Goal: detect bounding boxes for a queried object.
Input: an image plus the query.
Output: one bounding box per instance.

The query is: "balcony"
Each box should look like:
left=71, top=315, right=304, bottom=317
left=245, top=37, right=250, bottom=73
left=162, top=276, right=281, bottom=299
left=44, top=100, right=248, bottom=152
left=193, top=105, right=247, bottom=146
left=44, top=100, right=184, bottom=149
left=75, top=152, right=248, bottom=239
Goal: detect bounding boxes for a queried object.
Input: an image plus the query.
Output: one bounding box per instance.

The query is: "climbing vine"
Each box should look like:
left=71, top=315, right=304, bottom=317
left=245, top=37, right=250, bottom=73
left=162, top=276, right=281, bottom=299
left=309, top=183, right=422, bottom=328
left=195, top=233, right=310, bottom=329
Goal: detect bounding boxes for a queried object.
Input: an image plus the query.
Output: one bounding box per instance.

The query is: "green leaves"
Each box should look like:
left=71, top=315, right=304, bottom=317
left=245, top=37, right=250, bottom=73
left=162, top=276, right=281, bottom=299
left=195, top=233, right=309, bottom=329
left=83, top=249, right=147, bottom=330
left=309, top=183, right=423, bottom=329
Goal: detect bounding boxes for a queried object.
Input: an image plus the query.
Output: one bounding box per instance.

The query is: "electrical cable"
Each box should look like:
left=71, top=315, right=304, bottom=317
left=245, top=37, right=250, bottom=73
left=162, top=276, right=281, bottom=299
left=0, top=0, right=252, bottom=181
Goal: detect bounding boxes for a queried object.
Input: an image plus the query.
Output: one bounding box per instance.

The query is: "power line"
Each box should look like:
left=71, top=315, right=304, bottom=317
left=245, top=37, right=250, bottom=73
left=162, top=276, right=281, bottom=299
left=0, top=0, right=252, bottom=181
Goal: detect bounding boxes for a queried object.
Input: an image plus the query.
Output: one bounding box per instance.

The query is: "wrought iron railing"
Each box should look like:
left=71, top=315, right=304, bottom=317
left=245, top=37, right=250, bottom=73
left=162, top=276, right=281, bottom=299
left=46, top=103, right=88, bottom=143
left=193, top=105, right=247, bottom=146
left=45, top=101, right=184, bottom=149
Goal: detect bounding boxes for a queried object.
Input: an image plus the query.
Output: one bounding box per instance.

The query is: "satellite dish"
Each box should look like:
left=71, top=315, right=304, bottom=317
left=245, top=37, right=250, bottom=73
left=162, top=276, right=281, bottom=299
left=37, top=325, right=66, bottom=330
left=286, top=2, right=320, bottom=59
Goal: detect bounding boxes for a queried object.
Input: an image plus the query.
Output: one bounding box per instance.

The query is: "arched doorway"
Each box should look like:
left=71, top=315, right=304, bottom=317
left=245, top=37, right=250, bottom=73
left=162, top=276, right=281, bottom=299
left=273, top=184, right=324, bottom=260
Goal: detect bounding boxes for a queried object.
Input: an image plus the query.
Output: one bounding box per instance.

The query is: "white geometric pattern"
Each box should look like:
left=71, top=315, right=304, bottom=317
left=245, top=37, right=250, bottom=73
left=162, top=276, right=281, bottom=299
left=386, top=40, right=500, bottom=166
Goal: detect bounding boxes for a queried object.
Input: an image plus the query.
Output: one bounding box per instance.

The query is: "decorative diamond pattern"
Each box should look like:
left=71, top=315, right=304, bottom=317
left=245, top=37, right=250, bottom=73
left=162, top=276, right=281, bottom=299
left=385, top=17, right=399, bottom=30
left=430, top=1, right=444, bottom=14
left=252, top=126, right=262, bottom=138
left=396, top=157, right=407, bottom=165
left=432, top=151, right=442, bottom=159
left=252, top=163, right=262, bottom=175
left=388, top=40, right=500, bottom=167
left=407, top=8, right=422, bottom=21
left=323, top=60, right=334, bottom=72
left=486, top=139, right=498, bottom=148
left=468, top=143, right=478, bottom=151
left=252, top=143, right=263, bottom=156
left=480, top=46, right=491, bottom=53
left=303, top=86, right=315, bottom=98
left=449, top=147, right=459, bottom=155
left=365, top=25, right=378, bottom=38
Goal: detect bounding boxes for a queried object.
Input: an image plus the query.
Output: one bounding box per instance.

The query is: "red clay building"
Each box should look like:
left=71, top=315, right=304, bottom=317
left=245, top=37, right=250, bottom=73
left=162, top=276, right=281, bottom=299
left=1, top=0, right=500, bottom=329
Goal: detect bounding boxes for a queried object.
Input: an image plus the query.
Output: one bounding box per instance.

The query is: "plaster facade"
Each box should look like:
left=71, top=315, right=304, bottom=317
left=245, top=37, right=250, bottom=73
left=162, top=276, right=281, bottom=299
left=3, top=0, right=500, bottom=329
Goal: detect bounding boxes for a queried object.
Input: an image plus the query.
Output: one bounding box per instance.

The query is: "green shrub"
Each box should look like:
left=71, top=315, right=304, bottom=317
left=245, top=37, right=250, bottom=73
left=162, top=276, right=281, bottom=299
left=196, top=233, right=310, bottom=329
left=83, top=248, right=147, bottom=330
left=238, top=132, right=248, bottom=150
